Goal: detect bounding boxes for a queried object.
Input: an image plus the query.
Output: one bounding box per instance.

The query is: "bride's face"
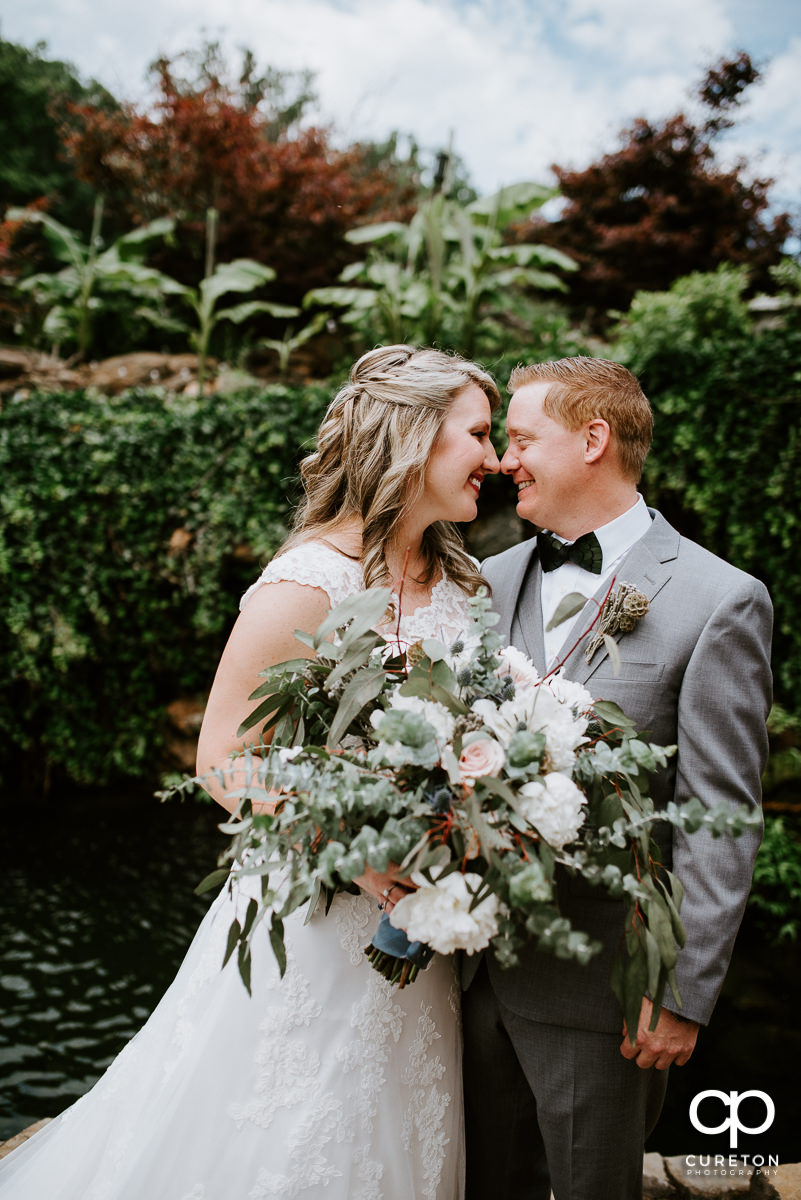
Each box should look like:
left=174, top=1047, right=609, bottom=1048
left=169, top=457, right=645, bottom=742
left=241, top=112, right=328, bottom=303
left=419, top=384, right=499, bottom=526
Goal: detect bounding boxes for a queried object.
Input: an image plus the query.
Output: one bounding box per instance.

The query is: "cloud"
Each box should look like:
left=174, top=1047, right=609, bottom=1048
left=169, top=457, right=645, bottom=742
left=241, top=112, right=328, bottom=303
left=721, top=36, right=801, bottom=207
left=561, top=0, right=732, bottom=66
left=0, top=0, right=798, bottom=205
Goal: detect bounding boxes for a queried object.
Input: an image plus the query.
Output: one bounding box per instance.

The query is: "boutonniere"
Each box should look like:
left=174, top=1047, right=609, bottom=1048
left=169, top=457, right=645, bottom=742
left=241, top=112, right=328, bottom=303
left=584, top=581, right=649, bottom=666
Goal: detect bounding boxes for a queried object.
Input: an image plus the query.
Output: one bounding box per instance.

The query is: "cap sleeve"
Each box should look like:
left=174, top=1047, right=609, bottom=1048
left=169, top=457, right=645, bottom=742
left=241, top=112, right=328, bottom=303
left=239, top=542, right=364, bottom=611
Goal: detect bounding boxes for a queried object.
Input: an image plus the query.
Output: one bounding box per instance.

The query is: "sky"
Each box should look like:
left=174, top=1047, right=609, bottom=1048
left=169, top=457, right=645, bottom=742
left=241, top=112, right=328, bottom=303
left=3, top=0, right=800, bottom=215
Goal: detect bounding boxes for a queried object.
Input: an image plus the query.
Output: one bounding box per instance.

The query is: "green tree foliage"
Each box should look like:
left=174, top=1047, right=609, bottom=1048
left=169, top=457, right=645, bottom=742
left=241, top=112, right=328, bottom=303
left=518, top=53, right=792, bottom=326
left=0, top=37, right=114, bottom=229
left=63, top=44, right=420, bottom=308
left=613, top=263, right=801, bottom=699
left=0, top=38, right=119, bottom=340
left=0, top=383, right=332, bottom=790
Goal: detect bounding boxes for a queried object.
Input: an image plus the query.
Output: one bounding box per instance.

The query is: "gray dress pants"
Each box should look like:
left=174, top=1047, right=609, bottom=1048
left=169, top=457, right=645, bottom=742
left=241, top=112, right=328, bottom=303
left=463, top=960, right=669, bottom=1200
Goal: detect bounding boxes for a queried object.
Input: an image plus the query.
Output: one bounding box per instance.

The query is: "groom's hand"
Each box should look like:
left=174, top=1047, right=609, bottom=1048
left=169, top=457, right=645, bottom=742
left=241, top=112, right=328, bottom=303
left=619, top=997, right=699, bottom=1070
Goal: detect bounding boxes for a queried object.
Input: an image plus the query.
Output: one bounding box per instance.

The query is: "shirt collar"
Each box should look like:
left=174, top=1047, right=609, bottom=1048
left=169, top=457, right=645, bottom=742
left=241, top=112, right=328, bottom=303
left=547, top=495, right=651, bottom=572
left=594, top=495, right=651, bottom=569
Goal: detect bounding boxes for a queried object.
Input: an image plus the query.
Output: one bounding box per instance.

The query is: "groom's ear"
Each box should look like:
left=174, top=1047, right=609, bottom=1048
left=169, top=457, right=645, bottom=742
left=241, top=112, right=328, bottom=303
left=583, top=417, right=610, bottom=464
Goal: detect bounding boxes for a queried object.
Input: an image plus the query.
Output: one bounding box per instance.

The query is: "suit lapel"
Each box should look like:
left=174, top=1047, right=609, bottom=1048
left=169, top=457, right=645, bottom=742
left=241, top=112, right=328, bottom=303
left=489, top=539, right=546, bottom=671
left=514, top=554, right=547, bottom=672
left=558, top=511, right=679, bottom=685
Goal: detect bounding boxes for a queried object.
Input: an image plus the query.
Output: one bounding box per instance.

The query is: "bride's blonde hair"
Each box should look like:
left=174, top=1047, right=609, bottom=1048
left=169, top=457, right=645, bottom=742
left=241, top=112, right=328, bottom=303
left=281, top=344, right=500, bottom=595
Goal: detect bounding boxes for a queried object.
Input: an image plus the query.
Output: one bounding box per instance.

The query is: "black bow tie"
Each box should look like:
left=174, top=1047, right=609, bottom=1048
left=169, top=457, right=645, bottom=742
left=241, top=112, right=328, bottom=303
left=537, top=530, right=603, bottom=574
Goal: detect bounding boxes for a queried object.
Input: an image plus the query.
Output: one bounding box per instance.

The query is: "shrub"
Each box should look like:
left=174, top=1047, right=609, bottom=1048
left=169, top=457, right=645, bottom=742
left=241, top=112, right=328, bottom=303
left=0, top=383, right=331, bottom=789
left=748, top=814, right=801, bottom=943
left=613, top=265, right=801, bottom=700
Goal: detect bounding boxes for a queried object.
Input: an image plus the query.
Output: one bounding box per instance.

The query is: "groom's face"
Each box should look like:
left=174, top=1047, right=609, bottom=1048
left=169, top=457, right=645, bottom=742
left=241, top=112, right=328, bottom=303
left=500, top=382, right=589, bottom=535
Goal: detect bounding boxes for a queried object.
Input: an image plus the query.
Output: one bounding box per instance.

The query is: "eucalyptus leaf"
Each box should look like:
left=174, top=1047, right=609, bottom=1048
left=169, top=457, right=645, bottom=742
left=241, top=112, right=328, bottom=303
left=238, top=942, right=253, bottom=995
left=269, top=915, right=287, bottom=978
left=194, top=868, right=230, bottom=896
left=313, top=588, right=393, bottom=647
left=326, top=631, right=385, bottom=690
left=591, top=699, right=637, bottom=729
left=644, top=926, right=662, bottom=996
left=545, top=591, right=588, bottom=631
left=328, top=666, right=387, bottom=746
left=603, top=633, right=622, bottom=674
left=223, top=918, right=241, bottom=969
left=304, top=877, right=323, bottom=924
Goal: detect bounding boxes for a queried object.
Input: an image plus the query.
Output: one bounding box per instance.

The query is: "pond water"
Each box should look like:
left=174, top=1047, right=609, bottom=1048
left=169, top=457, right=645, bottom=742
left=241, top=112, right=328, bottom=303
left=1, top=788, right=798, bottom=1161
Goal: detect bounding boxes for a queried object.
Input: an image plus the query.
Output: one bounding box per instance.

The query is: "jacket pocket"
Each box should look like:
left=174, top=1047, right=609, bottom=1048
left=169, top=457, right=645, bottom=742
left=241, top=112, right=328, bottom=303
left=592, top=660, right=665, bottom=682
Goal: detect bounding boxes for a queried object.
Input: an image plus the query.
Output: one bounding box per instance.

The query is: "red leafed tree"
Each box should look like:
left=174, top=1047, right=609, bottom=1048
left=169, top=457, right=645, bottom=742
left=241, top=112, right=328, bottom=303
left=64, top=45, right=418, bottom=303
left=513, top=53, right=792, bottom=325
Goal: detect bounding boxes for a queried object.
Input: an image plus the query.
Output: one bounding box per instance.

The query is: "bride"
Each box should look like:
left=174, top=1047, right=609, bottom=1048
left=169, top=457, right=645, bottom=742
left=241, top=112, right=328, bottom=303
left=0, top=344, right=500, bottom=1199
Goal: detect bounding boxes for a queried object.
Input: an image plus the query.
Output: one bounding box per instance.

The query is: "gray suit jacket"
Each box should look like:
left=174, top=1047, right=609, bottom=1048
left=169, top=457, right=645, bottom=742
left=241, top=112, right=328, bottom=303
left=479, top=510, right=773, bottom=1032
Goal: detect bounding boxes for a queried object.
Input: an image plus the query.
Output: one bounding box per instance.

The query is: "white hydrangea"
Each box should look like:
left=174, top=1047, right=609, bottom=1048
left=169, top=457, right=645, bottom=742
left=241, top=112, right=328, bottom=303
left=518, top=772, right=587, bottom=849
left=386, top=693, right=456, bottom=745
left=389, top=869, right=501, bottom=955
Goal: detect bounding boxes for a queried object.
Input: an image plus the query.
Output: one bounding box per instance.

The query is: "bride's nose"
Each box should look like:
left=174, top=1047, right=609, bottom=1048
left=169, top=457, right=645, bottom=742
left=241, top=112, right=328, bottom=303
left=484, top=441, right=500, bottom=473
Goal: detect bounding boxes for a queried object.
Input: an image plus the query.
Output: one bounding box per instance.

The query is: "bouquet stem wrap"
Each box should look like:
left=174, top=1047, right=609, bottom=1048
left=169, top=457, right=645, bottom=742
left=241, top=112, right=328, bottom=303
left=364, top=912, right=434, bottom=987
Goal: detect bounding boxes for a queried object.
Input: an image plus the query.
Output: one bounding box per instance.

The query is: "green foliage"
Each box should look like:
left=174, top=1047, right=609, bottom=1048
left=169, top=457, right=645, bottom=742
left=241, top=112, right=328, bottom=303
left=165, top=248, right=299, bottom=388
left=748, top=815, right=801, bottom=943
left=10, top=202, right=183, bottom=357
left=612, top=262, right=801, bottom=699
left=304, top=183, right=576, bottom=359
left=257, top=312, right=329, bottom=378
left=0, top=383, right=331, bottom=788
left=0, top=37, right=113, bottom=229
left=763, top=705, right=801, bottom=797
left=12, top=202, right=298, bottom=376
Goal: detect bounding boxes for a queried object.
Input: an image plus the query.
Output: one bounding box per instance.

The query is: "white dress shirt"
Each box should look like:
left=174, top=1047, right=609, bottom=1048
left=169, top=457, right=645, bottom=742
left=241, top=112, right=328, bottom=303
left=541, top=496, right=652, bottom=668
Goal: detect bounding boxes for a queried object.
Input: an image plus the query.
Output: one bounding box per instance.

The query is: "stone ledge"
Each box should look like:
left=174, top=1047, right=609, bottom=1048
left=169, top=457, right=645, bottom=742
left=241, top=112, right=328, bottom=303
left=0, top=1119, right=51, bottom=1160
left=648, top=1155, right=798, bottom=1200
left=1, top=1125, right=797, bottom=1197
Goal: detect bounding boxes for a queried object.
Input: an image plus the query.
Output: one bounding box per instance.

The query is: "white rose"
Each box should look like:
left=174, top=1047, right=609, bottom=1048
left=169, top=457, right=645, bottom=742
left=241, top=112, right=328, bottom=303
left=389, top=869, right=500, bottom=955
left=458, top=737, right=506, bottom=785
left=518, top=772, right=587, bottom=849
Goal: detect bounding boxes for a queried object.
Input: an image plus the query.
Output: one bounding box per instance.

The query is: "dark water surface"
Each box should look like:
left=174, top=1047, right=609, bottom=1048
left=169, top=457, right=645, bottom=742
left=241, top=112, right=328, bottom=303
left=1, top=788, right=798, bottom=1161
left=0, top=787, right=222, bottom=1141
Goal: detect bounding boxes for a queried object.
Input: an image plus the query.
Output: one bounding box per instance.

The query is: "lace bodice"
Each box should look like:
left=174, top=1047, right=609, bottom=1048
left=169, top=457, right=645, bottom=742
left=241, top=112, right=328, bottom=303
left=240, top=540, right=472, bottom=645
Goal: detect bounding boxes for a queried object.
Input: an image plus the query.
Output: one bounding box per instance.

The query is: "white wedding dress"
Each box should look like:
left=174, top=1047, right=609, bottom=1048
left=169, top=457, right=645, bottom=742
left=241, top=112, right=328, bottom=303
left=0, top=543, right=471, bottom=1200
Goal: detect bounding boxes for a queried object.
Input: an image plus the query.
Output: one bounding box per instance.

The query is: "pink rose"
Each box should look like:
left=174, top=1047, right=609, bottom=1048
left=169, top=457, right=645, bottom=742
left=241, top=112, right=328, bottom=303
left=459, top=738, right=505, bottom=785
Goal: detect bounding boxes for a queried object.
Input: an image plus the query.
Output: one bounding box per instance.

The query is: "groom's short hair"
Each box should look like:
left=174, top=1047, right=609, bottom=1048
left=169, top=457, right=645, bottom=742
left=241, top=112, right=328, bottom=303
left=508, top=357, right=653, bottom=482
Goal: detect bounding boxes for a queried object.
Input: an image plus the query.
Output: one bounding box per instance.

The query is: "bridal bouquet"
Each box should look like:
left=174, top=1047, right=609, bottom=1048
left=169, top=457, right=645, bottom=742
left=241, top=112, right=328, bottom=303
left=188, top=587, right=757, bottom=1033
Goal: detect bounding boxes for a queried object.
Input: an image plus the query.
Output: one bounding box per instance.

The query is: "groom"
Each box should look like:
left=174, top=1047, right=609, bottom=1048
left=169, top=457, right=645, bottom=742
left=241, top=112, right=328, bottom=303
left=462, top=357, right=773, bottom=1200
